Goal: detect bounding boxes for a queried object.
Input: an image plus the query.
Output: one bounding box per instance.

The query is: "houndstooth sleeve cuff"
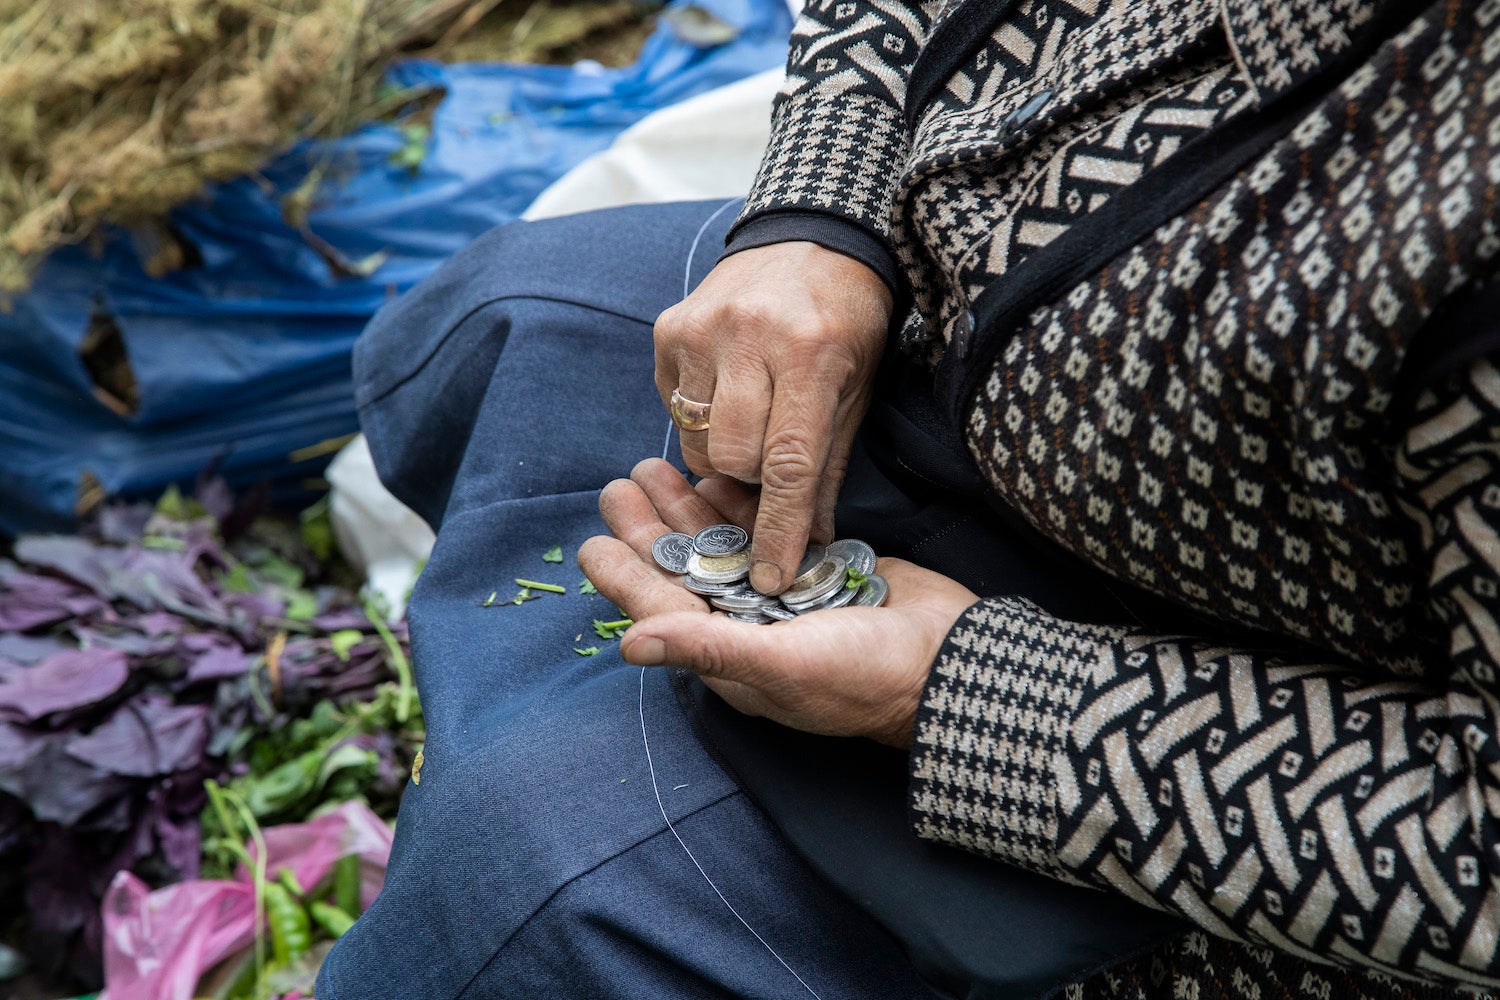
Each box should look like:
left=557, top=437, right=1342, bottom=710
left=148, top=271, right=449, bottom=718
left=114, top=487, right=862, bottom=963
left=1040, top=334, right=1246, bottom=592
left=909, top=596, right=1127, bottom=885
left=731, top=93, right=910, bottom=247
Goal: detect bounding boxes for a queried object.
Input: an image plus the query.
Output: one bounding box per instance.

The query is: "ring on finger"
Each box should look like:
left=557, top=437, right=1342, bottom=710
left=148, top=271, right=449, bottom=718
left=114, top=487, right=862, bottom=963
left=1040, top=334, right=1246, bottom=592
left=669, top=388, right=712, bottom=432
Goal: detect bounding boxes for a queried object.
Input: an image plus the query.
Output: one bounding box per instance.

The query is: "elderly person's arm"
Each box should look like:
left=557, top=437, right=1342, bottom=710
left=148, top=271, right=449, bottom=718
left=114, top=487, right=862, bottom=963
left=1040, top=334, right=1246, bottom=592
left=653, top=0, right=940, bottom=597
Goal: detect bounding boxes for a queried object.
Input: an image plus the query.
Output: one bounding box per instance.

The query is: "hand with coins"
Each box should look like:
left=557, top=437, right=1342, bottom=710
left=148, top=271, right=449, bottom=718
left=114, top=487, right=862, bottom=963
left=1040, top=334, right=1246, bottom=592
left=580, top=459, right=978, bottom=748
left=654, top=242, right=893, bottom=596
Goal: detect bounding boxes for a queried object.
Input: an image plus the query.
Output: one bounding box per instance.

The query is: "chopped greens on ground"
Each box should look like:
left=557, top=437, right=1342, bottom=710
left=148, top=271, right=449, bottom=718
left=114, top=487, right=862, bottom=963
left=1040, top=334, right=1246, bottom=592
left=541, top=545, right=563, bottom=563
left=592, top=618, right=633, bottom=640
left=579, top=579, right=598, bottom=595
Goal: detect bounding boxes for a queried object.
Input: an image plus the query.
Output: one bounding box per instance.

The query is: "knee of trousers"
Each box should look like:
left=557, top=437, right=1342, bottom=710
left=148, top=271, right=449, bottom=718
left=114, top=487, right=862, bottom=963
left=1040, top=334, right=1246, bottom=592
left=350, top=200, right=736, bottom=530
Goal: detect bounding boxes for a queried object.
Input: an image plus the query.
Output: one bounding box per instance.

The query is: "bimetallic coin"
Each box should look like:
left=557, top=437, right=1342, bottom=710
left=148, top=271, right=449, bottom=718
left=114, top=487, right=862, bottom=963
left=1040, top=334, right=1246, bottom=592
left=780, top=555, right=847, bottom=608
left=685, top=549, right=751, bottom=584
left=684, top=576, right=748, bottom=596
left=651, top=532, right=695, bottom=574
left=852, top=574, right=888, bottom=608
left=790, top=544, right=827, bottom=584
left=826, top=539, right=876, bottom=578
left=762, top=605, right=797, bottom=622
left=694, top=524, right=749, bottom=556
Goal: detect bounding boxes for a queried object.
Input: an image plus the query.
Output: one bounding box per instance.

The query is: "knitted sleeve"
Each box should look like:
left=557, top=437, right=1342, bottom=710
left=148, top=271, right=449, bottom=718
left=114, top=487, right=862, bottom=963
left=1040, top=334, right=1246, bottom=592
left=910, top=359, right=1500, bottom=989
left=728, top=0, right=940, bottom=248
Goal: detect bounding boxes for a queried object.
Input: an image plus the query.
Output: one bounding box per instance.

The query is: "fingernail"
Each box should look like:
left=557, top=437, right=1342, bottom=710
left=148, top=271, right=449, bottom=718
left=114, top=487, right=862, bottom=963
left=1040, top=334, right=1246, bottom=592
left=751, top=560, right=781, bottom=594
left=628, top=637, right=666, bottom=666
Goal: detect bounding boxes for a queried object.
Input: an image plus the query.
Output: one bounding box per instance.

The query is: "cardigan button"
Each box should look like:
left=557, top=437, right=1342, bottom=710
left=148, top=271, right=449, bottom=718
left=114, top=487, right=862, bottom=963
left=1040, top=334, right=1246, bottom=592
left=1002, top=88, right=1054, bottom=134
left=952, top=309, right=976, bottom=359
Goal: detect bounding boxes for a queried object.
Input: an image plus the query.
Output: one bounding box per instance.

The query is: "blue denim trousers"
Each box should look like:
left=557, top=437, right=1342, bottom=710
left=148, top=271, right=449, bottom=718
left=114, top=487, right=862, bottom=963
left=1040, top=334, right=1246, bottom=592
left=314, top=201, right=951, bottom=1000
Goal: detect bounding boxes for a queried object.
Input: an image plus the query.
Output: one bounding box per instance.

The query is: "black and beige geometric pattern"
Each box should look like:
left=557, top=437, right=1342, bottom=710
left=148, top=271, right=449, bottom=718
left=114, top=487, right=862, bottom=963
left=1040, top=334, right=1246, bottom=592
left=735, top=0, right=1386, bottom=357
left=913, top=0, right=1500, bottom=991
left=1063, top=931, right=1488, bottom=1000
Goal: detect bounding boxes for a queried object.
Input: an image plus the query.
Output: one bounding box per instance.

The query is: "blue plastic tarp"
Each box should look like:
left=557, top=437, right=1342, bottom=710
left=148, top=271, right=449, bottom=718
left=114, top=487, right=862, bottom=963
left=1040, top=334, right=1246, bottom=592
left=0, top=0, right=791, bottom=535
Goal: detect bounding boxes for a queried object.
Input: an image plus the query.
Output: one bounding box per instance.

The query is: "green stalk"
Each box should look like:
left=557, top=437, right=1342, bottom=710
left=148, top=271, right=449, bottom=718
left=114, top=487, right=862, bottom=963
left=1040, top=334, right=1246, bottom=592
left=364, top=601, right=413, bottom=724
left=513, top=578, right=566, bottom=593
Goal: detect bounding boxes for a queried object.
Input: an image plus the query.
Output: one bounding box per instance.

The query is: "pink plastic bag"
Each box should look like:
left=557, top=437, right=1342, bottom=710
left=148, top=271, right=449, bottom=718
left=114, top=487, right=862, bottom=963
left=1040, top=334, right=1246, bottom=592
left=99, top=800, right=394, bottom=1000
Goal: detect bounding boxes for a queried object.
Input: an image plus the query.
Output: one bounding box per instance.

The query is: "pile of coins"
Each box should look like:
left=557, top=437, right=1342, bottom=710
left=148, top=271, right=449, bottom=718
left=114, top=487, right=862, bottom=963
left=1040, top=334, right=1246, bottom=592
left=651, top=524, right=888, bottom=624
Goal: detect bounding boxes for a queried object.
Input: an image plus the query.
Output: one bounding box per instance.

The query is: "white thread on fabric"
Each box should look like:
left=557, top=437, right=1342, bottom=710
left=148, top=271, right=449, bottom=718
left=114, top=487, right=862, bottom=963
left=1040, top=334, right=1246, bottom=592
left=638, top=667, right=824, bottom=999
left=661, top=198, right=740, bottom=461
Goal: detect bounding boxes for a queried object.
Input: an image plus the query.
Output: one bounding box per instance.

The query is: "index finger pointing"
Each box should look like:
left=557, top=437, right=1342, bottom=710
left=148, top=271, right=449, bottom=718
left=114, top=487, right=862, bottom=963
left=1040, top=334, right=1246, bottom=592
left=747, top=380, right=837, bottom=594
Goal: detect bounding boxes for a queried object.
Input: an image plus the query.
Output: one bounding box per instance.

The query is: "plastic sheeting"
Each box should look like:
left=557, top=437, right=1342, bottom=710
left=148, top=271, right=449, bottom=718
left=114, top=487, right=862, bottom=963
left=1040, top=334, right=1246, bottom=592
left=0, top=0, right=792, bottom=537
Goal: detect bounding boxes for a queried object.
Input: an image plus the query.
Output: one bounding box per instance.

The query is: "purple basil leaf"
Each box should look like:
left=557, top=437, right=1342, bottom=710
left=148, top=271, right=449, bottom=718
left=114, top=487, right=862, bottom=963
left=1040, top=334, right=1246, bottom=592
left=184, top=641, right=248, bottom=683
left=65, top=697, right=208, bottom=777
left=96, top=504, right=152, bottom=544
left=9, top=740, right=126, bottom=825
left=0, top=633, right=72, bottom=667
left=195, top=477, right=234, bottom=524
left=12, top=535, right=113, bottom=596
left=0, top=723, right=48, bottom=777
left=137, top=612, right=184, bottom=637
left=0, top=573, right=96, bottom=631
left=0, top=650, right=129, bottom=720
left=72, top=627, right=175, bottom=658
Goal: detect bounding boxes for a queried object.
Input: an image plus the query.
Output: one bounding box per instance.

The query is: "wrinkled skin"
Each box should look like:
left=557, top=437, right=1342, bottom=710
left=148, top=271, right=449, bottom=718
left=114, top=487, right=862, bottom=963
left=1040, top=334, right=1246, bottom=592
left=652, top=241, right=893, bottom=595
left=580, top=460, right=977, bottom=748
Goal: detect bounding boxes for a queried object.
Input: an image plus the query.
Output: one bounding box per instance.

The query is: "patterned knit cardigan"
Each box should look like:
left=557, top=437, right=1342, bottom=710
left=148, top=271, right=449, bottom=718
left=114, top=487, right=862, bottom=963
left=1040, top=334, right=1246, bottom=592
left=724, top=0, right=1500, bottom=993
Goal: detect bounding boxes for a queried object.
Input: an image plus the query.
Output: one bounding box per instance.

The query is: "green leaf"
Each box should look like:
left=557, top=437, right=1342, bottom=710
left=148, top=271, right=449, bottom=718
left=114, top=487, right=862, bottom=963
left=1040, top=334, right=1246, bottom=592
left=300, top=495, right=335, bottom=562
left=542, top=545, right=563, bottom=563
left=220, top=562, right=255, bottom=594
left=309, top=899, right=357, bottom=939
left=845, top=568, right=868, bottom=590
left=573, top=646, right=601, bottom=656
left=244, top=751, right=323, bottom=817
left=578, top=578, right=598, bottom=595
left=284, top=589, right=319, bottom=621
left=482, top=591, right=499, bottom=607
left=329, top=629, right=363, bottom=662
left=388, top=122, right=431, bottom=173
left=511, top=587, right=537, bottom=605
left=141, top=534, right=186, bottom=551
left=256, top=555, right=305, bottom=591
left=592, top=618, right=633, bottom=640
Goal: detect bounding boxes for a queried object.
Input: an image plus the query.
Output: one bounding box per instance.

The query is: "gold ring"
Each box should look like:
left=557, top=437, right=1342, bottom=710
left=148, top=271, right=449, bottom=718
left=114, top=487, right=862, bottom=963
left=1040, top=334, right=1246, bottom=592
left=668, top=388, right=711, bottom=432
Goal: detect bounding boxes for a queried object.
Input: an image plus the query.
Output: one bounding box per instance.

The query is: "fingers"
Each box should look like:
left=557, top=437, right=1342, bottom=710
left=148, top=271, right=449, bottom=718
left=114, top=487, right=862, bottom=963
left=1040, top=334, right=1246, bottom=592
left=655, top=309, right=716, bottom=479
left=577, top=535, right=705, bottom=620
left=694, top=477, right=758, bottom=531
left=628, top=458, right=723, bottom=534
left=747, top=375, right=838, bottom=593
left=706, top=365, right=772, bottom=484
left=598, top=477, right=676, bottom=564
left=620, top=609, right=776, bottom=683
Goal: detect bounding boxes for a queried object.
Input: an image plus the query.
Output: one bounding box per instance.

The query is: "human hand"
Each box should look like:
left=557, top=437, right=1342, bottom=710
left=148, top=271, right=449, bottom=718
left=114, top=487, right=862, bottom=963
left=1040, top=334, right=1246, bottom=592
left=578, top=459, right=977, bottom=748
left=654, top=242, right=892, bottom=594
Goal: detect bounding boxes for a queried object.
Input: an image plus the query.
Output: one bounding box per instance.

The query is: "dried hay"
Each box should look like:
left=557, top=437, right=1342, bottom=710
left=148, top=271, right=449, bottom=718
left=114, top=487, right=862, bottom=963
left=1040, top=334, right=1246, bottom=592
left=0, top=0, right=654, bottom=295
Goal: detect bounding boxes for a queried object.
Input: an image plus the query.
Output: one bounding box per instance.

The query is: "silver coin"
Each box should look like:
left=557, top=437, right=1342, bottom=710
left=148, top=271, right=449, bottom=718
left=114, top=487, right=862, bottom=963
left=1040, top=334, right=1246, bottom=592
left=685, top=549, right=750, bottom=584
left=852, top=574, right=888, bottom=608
left=761, top=605, right=797, bottom=621
left=780, top=555, right=847, bottom=608
left=694, top=524, right=749, bottom=556
left=826, top=539, right=876, bottom=578
left=811, top=579, right=862, bottom=612
left=726, top=609, right=774, bottom=624
left=651, top=532, right=695, bottom=574
left=711, top=589, right=778, bottom=612
left=683, top=575, right=748, bottom=596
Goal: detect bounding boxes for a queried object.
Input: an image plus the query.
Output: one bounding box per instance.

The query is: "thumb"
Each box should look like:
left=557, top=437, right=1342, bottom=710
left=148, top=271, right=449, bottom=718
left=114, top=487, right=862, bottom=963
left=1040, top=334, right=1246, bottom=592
left=620, top=611, right=775, bottom=684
